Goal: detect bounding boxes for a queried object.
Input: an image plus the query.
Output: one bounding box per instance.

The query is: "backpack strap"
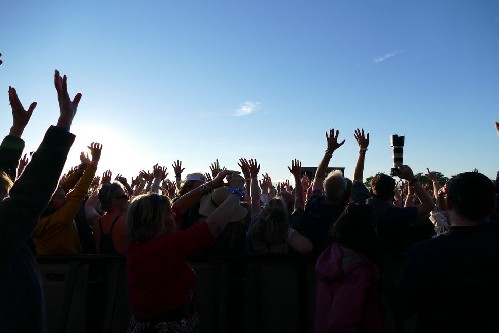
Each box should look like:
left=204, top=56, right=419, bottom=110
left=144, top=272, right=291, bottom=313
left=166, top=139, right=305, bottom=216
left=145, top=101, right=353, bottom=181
left=99, top=215, right=121, bottom=235
left=107, top=215, right=121, bottom=235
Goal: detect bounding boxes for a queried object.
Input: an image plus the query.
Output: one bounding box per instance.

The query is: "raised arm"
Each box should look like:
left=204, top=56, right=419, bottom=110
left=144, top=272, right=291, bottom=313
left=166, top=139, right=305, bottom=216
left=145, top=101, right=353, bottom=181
left=238, top=158, right=252, bottom=203
left=0, top=70, right=79, bottom=259
left=313, top=128, right=345, bottom=192
left=288, top=159, right=304, bottom=210
left=398, top=165, right=435, bottom=217
left=353, top=128, right=369, bottom=182
left=172, top=160, right=184, bottom=190
left=172, top=169, right=233, bottom=216
left=248, top=159, right=261, bottom=219
left=0, top=87, right=36, bottom=180
left=150, top=163, right=167, bottom=194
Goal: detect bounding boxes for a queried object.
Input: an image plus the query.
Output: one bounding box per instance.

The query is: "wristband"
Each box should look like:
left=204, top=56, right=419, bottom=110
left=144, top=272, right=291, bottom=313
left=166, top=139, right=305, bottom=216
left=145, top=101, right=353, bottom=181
left=175, top=173, right=181, bottom=178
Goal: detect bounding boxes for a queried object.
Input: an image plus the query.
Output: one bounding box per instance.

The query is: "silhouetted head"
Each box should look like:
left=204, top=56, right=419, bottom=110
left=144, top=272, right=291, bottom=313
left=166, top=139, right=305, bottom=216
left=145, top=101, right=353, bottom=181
left=370, top=173, right=395, bottom=201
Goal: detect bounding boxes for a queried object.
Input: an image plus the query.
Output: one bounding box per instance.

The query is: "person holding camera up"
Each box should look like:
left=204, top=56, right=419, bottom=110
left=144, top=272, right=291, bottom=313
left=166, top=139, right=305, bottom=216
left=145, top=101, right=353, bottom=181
left=350, top=128, right=434, bottom=331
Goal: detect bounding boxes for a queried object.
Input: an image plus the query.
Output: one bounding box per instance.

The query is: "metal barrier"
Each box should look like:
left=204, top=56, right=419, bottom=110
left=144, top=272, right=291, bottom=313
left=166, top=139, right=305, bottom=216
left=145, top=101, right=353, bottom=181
left=37, top=254, right=318, bottom=333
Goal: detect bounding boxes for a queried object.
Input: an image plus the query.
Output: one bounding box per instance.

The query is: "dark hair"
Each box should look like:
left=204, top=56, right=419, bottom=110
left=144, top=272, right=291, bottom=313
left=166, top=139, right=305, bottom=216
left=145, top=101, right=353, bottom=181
left=370, top=173, right=395, bottom=200
left=98, top=182, right=126, bottom=212
left=331, top=203, right=379, bottom=263
left=447, top=172, right=495, bottom=221
left=179, top=180, right=201, bottom=197
left=126, top=193, right=172, bottom=243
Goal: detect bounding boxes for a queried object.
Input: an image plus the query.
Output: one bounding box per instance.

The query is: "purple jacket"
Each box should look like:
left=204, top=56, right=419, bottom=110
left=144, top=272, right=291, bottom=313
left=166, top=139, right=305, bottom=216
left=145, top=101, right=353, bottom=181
left=314, top=243, right=383, bottom=333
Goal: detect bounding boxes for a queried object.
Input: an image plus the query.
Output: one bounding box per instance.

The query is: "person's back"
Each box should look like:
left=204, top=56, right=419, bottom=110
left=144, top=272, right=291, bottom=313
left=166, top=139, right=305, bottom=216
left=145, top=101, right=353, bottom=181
left=93, top=212, right=128, bottom=254
left=396, top=172, right=499, bottom=332
left=0, top=71, right=80, bottom=332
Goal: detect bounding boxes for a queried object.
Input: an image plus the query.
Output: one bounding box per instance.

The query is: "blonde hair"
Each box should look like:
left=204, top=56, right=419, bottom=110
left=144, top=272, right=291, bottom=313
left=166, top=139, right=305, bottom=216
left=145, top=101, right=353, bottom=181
left=259, top=198, right=289, bottom=245
left=0, top=172, right=13, bottom=200
left=323, top=170, right=347, bottom=201
left=126, top=193, right=172, bottom=243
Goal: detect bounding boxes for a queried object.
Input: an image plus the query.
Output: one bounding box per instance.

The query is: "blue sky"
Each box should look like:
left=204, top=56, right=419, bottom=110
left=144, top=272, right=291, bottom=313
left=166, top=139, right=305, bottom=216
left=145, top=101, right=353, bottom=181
left=1, top=0, right=498, bottom=185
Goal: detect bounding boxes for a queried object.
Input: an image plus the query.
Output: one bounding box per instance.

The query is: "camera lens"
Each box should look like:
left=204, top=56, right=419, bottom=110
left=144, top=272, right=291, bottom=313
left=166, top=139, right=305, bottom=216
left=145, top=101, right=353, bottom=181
left=390, top=134, right=405, bottom=174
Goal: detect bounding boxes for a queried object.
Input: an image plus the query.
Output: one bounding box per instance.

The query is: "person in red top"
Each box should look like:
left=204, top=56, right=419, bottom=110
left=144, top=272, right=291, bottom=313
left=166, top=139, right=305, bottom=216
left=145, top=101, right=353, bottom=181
left=126, top=170, right=247, bottom=332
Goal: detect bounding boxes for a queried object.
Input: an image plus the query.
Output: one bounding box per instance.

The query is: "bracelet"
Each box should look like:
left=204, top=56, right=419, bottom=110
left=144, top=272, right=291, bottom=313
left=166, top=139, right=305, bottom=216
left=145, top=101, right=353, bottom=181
left=325, top=149, right=333, bottom=155
left=175, top=173, right=181, bottom=178
left=359, top=149, right=367, bottom=154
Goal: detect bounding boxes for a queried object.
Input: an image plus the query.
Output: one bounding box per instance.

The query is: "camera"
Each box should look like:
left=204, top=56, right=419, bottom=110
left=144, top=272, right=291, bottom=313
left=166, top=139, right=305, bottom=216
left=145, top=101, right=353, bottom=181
left=390, top=134, right=405, bottom=177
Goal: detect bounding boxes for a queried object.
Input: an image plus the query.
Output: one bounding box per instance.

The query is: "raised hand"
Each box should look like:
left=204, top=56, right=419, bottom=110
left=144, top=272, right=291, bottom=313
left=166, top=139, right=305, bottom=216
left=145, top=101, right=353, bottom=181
left=101, top=170, right=112, bottom=184
left=172, top=160, right=184, bottom=176
left=354, top=128, right=369, bottom=150
left=80, top=151, right=91, bottom=166
left=288, top=159, right=302, bottom=180
left=326, top=128, right=345, bottom=153
left=8, top=86, right=37, bottom=138
left=212, top=169, right=237, bottom=188
left=54, top=69, right=82, bottom=129
left=424, top=168, right=438, bottom=182
left=88, top=142, right=102, bottom=162
left=301, top=174, right=310, bottom=189
left=204, top=172, right=212, bottom=182
left=238, top=158, right=251, bottom=179
left=90, top=176, right=100, bottom=192
left=17, top=153, right=30, bottom=178
left=162, top=179, right=177, bottom=198
left=248, top=159, right=260, bottom=177
left=210, top=159, right=221, bottom=178
left=153, top=163, right=168, bottom=180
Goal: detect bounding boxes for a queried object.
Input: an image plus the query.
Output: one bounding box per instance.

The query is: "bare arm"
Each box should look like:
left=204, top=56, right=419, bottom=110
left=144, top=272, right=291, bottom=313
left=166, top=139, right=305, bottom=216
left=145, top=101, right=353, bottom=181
left=287, top=229, right=313, bottom=254
left=399, top=165, right=435, bottom=216
left=172, top=169, right=233, bottom=216
left=353, top=128, right=369, bottom=182
left=288, top=159, right=304, bottom=210
left=313, top=128, right=345, bottom=191
left=248, top=159, right=261, bottom=219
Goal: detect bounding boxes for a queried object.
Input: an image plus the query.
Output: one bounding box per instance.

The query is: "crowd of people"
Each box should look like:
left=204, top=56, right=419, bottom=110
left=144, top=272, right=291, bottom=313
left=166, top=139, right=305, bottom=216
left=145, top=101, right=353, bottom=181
left=1, top=55, right=498, bottom=333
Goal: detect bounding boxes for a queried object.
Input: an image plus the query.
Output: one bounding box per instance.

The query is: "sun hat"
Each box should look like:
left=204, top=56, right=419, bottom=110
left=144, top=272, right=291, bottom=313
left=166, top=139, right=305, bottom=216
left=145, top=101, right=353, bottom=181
left=199, top=187, right=248, bottom=222
left=186, top=173, right=207, bottom=182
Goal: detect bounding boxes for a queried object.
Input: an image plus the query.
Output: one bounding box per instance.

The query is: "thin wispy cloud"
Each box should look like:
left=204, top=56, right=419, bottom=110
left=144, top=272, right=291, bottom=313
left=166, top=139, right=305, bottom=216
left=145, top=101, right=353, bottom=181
left=233, top=101, right=261, bottom=116
left=373, top=50, right=402, bottom=64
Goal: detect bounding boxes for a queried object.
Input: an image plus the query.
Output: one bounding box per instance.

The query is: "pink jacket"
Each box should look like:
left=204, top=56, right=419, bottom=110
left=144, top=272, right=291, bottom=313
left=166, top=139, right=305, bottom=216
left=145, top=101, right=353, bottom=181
left=314, top=243, right=383, bottom=333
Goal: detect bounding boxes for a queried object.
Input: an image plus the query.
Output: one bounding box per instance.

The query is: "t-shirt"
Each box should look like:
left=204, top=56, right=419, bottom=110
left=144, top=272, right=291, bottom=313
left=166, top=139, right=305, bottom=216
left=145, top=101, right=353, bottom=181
left=126, top=220, right=214, bottom=319
left=302, top=192, right=346, bottom=256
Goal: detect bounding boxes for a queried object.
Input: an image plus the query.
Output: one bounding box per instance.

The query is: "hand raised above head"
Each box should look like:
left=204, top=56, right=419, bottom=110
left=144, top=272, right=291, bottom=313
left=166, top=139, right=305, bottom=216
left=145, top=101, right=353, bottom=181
left=88, top=142, right=103, bottom=162
left=424, top=168, right=438, bottom=182
left=354, top=128, right=369, bottom=149
left=54, top=69, right=82, bottom=129
left=326, top=128, right=345, bottom=153
left=238, top=158, right=250, bottom=179
left=172, top=160, right=184, bottom=175
left=8, top=86, right=37, bottom=138
left=212, top=169, right=238, bottom=188
left=288, top=159, right=302, bottom=178
left=248, top=159, right=260, bottom=177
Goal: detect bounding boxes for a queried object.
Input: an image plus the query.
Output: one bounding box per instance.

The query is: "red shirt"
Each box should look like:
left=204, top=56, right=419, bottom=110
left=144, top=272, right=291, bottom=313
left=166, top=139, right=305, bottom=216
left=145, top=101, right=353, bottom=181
left=126, top=220, right=213, bottom=319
